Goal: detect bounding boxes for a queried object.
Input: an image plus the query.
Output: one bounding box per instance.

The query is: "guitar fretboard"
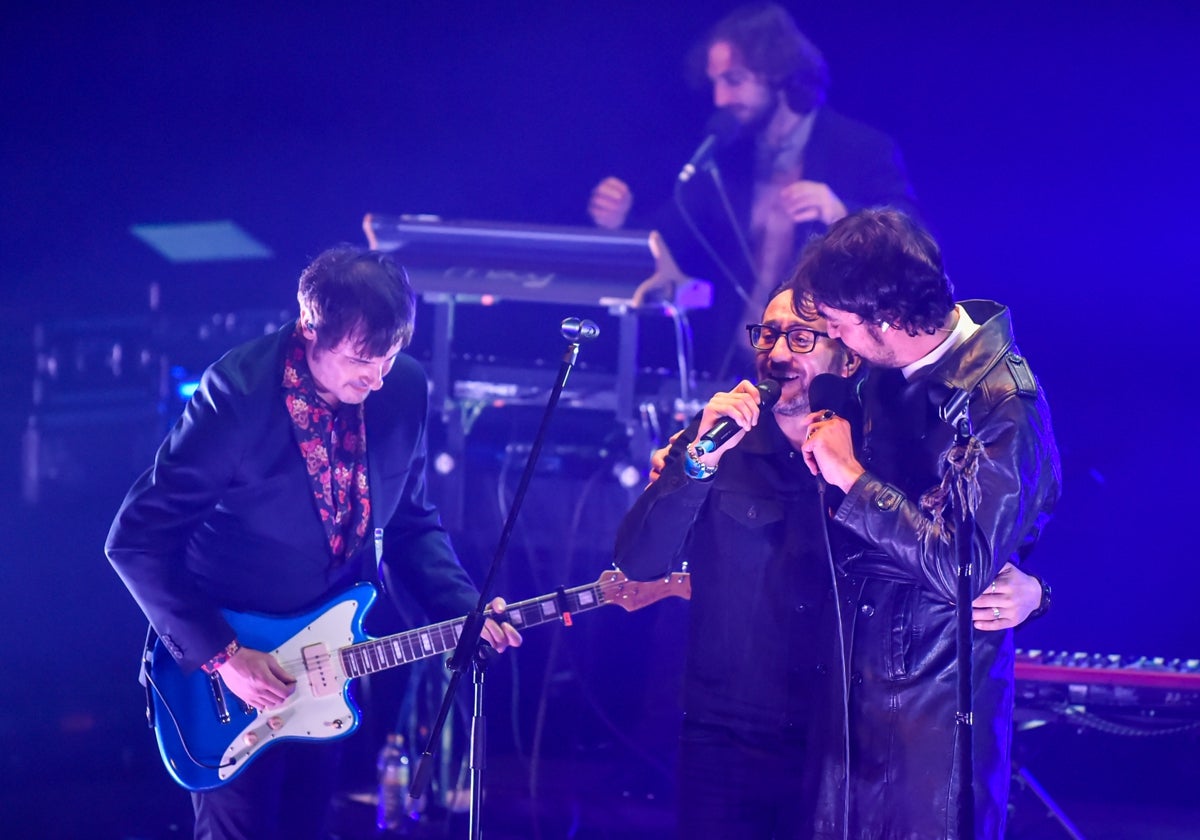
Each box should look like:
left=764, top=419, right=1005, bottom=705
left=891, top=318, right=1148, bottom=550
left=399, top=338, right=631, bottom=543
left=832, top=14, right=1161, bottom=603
left=339, top=582, right=609, bottom=678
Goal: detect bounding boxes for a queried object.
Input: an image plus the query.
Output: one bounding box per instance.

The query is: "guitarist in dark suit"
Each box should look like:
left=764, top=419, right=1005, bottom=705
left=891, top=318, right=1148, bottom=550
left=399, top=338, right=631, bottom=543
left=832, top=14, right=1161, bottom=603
left=106, top=246, right=521, bottom=840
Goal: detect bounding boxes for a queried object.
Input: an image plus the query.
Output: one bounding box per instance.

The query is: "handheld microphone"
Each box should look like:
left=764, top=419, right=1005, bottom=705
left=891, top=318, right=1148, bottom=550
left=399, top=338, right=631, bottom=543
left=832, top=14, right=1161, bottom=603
left=806, top=373, right=853, bottom=490
left=678, top=110, right=741, bottom=183
left=692, top=379, right=781, bottom=454
left=560, top=317, right=600, bottom=342
left=808, top=373, right=854, bottom=417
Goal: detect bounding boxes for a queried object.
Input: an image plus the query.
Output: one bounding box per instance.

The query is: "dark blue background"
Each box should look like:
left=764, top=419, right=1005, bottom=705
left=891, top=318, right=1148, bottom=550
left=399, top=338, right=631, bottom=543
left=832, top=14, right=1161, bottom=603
left=2, top=2, right=1198, bottom=835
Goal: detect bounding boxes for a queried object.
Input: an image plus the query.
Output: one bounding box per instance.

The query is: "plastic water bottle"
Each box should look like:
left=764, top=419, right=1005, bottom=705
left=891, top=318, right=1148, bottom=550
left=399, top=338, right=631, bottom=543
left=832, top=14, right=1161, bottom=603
left=376, top=733, right=411, bottom=833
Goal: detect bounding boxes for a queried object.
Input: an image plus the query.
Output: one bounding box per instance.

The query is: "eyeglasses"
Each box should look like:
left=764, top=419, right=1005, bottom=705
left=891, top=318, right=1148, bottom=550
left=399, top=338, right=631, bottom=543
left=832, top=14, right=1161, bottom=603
left=745, top=323, right=829, bottom=354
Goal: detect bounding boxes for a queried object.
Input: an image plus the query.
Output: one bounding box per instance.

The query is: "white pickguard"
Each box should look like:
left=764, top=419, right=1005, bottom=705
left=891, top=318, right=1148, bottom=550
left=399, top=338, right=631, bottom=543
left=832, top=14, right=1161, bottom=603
left=218, top=601, right=359, bottom=780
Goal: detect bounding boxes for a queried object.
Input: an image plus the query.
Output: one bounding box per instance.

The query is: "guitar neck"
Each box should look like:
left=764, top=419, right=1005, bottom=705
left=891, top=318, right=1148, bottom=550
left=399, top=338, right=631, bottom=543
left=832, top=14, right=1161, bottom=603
left=338, top=580, right=610, bottom=679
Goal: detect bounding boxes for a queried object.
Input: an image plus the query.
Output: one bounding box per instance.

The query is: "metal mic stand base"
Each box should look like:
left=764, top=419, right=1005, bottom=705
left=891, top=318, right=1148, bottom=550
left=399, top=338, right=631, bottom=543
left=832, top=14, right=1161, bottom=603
left=1010, top=763, right=1088, bottom=840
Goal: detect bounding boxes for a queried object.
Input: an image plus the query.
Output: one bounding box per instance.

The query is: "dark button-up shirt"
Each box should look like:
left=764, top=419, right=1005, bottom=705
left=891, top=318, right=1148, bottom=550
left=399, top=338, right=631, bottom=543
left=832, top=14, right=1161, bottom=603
left=614, top=413, right=835, bottom=732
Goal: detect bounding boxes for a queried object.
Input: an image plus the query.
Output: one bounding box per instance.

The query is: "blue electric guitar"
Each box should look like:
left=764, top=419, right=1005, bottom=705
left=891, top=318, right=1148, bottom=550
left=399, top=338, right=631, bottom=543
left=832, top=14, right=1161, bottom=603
left=146, top=570, right=691, bottom=791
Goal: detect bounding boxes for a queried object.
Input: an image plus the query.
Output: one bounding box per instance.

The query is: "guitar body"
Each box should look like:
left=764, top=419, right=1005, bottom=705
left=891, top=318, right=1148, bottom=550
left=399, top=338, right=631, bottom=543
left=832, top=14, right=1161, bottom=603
left=149, top=583, right=376, bottom=791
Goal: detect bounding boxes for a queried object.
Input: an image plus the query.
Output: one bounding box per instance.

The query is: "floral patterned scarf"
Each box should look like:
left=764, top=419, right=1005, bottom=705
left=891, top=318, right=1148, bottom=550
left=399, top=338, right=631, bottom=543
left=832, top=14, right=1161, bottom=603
left=282, top=327, right=371, bottom=566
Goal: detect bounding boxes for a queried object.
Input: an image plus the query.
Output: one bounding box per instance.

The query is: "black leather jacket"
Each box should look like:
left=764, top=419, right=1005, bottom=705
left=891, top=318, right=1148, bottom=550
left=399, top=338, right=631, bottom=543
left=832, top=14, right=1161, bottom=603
left=813, top=301, right=1061, bottom=840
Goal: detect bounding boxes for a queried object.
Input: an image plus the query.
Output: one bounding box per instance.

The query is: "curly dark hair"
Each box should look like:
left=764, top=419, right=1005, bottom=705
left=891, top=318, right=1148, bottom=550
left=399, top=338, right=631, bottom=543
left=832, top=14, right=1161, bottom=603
left=688, top=2, right=829, bottom=114
left=791, top=208, right=954, bottom=336
left=297, top=246, right=416, bottom=356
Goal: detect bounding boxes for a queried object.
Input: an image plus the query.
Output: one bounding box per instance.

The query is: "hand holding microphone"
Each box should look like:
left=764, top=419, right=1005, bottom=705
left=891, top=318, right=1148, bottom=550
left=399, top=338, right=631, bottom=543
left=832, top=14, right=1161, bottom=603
left=687, top=380, right=781, bottom=476
left=801, top=373, right=864, bottom=493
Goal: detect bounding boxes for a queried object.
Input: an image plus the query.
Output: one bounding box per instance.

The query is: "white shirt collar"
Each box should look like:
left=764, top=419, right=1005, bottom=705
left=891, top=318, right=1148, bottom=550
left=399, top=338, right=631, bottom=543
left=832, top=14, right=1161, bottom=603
left=900, top=304, right=979, bottom=380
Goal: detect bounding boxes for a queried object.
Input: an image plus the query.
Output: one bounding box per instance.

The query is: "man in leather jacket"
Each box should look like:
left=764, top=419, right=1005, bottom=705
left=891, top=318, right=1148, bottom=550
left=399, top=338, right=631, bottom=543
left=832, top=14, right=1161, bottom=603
left=615, top=282, right=1048, bottom=838
left=798, top=208, right=1061, bottom=839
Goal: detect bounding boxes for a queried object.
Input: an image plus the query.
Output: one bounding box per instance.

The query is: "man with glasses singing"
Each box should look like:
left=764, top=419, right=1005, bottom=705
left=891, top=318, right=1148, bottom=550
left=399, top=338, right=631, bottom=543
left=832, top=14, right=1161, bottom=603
left=614, top=282, right=1044, bottom=839
left=106, top=246, right=521, bottom=840
left=616, top=285, right=861, bottom=838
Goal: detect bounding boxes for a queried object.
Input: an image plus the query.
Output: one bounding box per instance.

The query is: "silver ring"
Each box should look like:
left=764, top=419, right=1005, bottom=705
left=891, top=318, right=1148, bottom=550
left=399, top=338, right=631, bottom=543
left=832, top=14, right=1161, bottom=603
left=992, top=607, right=1001, bottom=620
left=990, top=580, right=997, bottom=594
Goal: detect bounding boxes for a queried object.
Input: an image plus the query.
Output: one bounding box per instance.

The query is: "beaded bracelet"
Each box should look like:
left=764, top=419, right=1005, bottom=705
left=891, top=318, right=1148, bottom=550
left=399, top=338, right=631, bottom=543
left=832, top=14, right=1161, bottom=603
left=201, top=638, right=241, bottom=674
left=683, top=443, right=718, bottom=481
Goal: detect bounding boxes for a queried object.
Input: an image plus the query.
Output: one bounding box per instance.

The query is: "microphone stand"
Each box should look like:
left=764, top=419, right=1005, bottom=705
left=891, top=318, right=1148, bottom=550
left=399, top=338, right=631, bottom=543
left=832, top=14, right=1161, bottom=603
left=943, top=389, right=976, bottom=839
left=409, top=317, right=598, bottom=840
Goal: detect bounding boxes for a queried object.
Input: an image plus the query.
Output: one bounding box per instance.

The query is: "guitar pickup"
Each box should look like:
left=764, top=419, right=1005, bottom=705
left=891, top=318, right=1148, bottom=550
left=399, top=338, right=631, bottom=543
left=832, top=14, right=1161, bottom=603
left=302, top=642, right=339, bottom=698
left=207, top=672, right=231, bottom=724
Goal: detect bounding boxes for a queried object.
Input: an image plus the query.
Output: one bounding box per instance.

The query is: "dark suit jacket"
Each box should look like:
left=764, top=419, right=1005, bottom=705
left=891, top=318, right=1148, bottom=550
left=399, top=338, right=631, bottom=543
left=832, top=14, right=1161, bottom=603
left=106, top=321, right=479, bottom=672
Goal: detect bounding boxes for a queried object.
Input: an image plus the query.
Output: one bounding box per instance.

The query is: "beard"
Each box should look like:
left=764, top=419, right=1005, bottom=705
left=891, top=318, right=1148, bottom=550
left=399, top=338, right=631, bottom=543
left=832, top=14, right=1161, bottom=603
left=760, top=364, right=811, bottom=417
left=846, top=324, right=898, bottom=368
left=738, top=96, right=779, bottom=136
left=773, top=396, right=811, bottom=417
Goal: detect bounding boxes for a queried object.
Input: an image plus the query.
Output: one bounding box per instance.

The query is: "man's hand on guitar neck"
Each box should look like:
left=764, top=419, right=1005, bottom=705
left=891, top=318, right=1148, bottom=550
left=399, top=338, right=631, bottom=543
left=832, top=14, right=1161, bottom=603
left=217, top=647, right=297, bottom=712
left=481, top=596, right=523, bottom=653
left=216, top=596, right=520, bottom=713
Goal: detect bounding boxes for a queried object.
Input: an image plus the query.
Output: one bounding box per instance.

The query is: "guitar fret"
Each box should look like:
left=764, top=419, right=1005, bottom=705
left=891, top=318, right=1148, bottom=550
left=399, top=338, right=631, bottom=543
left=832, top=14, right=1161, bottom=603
left=379, top=640, right=397, bottom=668
left=515, top=604, right=538, bottom=626
left=343, top=646, right=365, bottom=677
left=337, top=577, right=677, bottom=686
left=341, top=591, right=615, bottom=679
left=437, top=623, right=455, bottom=651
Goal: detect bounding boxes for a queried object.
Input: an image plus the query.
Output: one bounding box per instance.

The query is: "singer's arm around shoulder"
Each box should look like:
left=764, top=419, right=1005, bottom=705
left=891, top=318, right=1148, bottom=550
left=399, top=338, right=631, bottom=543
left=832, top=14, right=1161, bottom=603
left=613, top=425, right=712, bottom=581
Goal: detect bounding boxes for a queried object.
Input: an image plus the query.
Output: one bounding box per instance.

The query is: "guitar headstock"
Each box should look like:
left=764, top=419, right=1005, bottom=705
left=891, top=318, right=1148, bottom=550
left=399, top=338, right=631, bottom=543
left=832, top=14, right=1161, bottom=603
left=597, top=569, right=692, bottom=612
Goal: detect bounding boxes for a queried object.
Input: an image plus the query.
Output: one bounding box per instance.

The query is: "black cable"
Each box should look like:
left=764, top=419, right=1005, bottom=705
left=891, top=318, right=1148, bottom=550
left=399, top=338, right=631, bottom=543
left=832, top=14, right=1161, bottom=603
left=664, top=302, right=696, bottom=404
left=1044, top=704, right=1200, bottom=738
left=673, top=179, right=754, bottom=306
left=816, top=480, right=851, bottom=840
left=708, top=163, right=762, bottom=297
left=144, top=670, right=236, bottom=772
